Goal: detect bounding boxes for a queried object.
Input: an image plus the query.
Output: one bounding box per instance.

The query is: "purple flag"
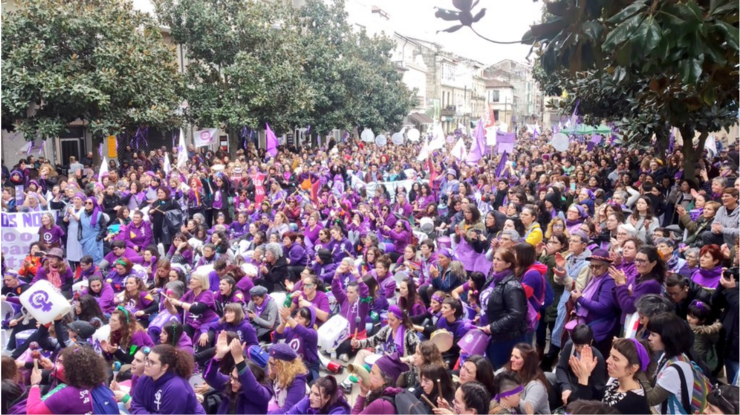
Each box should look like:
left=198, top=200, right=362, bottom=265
left=569, top=99, right=580, bottom=129
left=466, top=118, right=487, bottom=165
left=497, top=131, right=516, bottom=154
left=586, top=142, right=595, bottom=152
left=265, top=123, right=278, bottom=158
left=495, top=151, right=508, bottom=178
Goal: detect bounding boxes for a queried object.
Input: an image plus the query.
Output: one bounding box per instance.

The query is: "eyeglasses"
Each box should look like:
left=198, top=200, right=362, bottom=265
left=304, top=283, right=315, bottom=289
left=85, top=202, right=94, bottom=205
left=634, top=258, right=649, bottom=264
left=230, top=374, right=240, bottom=382
left=589, top=264, right=607, bottom=269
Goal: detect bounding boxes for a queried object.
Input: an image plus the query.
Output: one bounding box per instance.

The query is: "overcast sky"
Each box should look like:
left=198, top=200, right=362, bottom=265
left=367, top=0, right=544, bottom=65
left=132, top=0, right=543, bottom=65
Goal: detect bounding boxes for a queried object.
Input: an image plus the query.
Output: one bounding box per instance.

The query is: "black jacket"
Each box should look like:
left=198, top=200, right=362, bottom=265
left=557, top=340, right=607, bottom=401
left=669, top=278, right=713, bottom=320
left=266, top=256, right=289, bottom=287
left=486, top=273, right=528, bottom=342
left=712, top=284, right=739, bottom=361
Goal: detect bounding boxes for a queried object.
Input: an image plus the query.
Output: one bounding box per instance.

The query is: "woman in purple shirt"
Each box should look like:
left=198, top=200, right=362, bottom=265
left=610, top=246, right=666, bottom=325
left=26, top=346, right=118, bottom=415
left=117, top=210, right=153, bottom=252
left=32, top=248, right=74, bottom=298
left=38, top=212, right=65, bottom=251
left=81, top=275, right=116, bottom=314
left=289, top=275, right=330, bottom=326
left=276, top=306, right=320, bottom=385
left=119, top=275, right=157, bottom=326
left=167, top=268, right=220, bottom=349
left=283, top=232, right=309, bottom=282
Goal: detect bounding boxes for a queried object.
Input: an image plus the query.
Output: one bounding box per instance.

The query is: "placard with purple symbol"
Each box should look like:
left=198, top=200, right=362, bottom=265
left=194, top=128, right=219, bottom=148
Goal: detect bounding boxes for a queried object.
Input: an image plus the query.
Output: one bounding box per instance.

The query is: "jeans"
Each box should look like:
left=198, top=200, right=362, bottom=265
left=486, top=336, right=526, bottom=370
left=726, top=360, right=739, bottom=386
left=551, top=290, right=571, bottom=348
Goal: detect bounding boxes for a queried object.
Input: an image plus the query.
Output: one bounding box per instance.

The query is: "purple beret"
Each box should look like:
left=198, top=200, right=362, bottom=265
left=269, top=343, right=297, bottom=361
left=374, top=353, right=409, bottom=382
left=145, top=171, right=156, bottom=178
left=438, top=248, right=453, bottom=258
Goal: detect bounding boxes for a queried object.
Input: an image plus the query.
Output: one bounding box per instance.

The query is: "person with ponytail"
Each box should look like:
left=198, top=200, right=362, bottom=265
left=130, top=344, right=204, bottom=414
left=286, top=375, right=351, bottom=415
left=204, top=331, right=274, bottom=414
left=158, top=321, right=194, bottom=355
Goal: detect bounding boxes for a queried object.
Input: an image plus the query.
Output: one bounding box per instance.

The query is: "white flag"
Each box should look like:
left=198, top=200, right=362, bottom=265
left=98, top=156, right=108, bottom=184
left=451, top=137, right=467, bottom=160
left=163, top=153, right=171, bottom=175
left=428, top=123, right=446, bottom=151
left=177, top=128, right=188, bottom=169
left=417, top=139, right=430, bottom=161
left=705, top=134, right=717, bottom=157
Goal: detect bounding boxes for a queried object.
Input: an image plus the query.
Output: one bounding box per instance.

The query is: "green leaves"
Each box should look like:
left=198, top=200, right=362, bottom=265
left=679, top=56, right=704, bottom=84
left=608, top=1, right=647, bottom=24
left=2, top=0, right=183, bottom=139
left=604, top=13, right=645, bottom=52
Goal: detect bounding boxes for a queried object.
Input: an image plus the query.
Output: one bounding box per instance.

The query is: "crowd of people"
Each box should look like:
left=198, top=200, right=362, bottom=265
left=1, top=127, right=739, bottom=415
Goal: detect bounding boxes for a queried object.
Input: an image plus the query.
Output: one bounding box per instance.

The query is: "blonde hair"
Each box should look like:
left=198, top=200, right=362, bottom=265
left=271, top=357, right=308, bottom=388
left=190, top=267, right=211, bottom=291
left=544, top=217, right=571, bottom=240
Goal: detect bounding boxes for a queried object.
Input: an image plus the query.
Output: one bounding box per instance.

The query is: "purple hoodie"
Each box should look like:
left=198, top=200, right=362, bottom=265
left=332, top=277, right=370, bottom=335
left=81, top=282, right=116, bottom=313
left=286, top=393, right=351, bottom=415
left=209, top=320, right=258, bottom=348
left=285, top=243, right=308, bottom=267
left=269, top=374, right=308, bottom=415
left=32, top=265, right=74, bottom=289
left=104, top=248, right=144, bottom=265
left=613, top=277, right=663, bottom=324
left=117, top=220, right=153, bottom=250
left=130, top=371, right=204, bottom=414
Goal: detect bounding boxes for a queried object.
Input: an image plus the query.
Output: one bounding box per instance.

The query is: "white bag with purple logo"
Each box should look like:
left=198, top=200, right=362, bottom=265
left=19, top=280, right=71, bottom=324
left=317, top=315, right=349, bottom=353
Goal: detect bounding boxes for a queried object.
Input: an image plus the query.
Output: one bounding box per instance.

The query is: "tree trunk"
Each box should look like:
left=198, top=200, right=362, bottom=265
left=679, top=126, right=708, bottom=186
left=654, top=125, right=669, bottom=161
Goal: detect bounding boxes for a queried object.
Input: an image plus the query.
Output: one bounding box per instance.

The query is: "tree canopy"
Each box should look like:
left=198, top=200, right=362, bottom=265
left=523, top=0, right=738, bottom=179
left=2, top=0, right=183, bottom=140
left=154, top=0, right=415, bottom=137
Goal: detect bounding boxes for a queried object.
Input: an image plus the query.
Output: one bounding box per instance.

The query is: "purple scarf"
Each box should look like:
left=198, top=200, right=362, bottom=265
left=254, top=294, right=272, bottom=316
left=692, top=266, right=723, bottom=289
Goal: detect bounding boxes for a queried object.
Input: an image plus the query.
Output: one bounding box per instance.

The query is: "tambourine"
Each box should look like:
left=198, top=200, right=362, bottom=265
left=430, top=329, right=454, bottom=352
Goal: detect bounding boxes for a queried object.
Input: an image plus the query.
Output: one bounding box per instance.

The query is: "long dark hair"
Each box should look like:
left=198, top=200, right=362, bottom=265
left=77, top=294, right=108, bottom=324
left=398, top=277, right=423, bottom=315
left=420, top=363, right=455, bottom=402
left=312, top=376, right=342, bottom=412
left=464, top=355, right=496, bottom=397
left=513, top=242, right=536, bottom=278
left=226, top=359, right=268, bottom=414
left=506, top=343, right=550, bottom=392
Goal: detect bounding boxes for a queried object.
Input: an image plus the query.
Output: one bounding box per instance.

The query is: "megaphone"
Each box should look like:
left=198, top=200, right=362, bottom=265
left=347, top=363, right=371, bottom=387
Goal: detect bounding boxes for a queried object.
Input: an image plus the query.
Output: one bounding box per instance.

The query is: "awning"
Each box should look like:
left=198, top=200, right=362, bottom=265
left=409, top=112, right=434, bottom=125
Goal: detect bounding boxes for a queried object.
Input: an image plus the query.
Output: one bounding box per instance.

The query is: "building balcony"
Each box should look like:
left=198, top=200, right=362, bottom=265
left=440, top=106, right=456, bottom=116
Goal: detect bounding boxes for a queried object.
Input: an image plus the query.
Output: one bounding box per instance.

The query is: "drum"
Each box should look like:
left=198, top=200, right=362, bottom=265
left=430, top=329, right=454, bottom=352
left=463, top=303, right=477, bottom=321
left=20, top=280, right=71, bottom=324
left=393, top=270, right=410, bottom=284
left=15, top=329, right=35, bottom=348
left=241, top=263, right=258, bottom=277
left=437, top=203, right=448, bottom=217
left=189, top=374, right=205, bottom=389
left=364, top=353, right=382, bottom=367
left=419, top=217, right=435, bottom=233
left=72, top=280, right=89, bottom=294
left=317, top=315, right=350, bottom=353
left=437, top=236, right=452, bottom=251
left=457, top=329, right=491, bottom=356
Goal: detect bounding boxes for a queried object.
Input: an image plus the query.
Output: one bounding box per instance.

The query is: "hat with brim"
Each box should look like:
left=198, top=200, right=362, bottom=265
left=586, top=248, right=612, bottom=263
left=46, top=248, right=64, bottom=259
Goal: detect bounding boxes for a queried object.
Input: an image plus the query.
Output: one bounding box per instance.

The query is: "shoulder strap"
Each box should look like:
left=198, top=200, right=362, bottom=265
left=662, top=362, right=691, bottom=414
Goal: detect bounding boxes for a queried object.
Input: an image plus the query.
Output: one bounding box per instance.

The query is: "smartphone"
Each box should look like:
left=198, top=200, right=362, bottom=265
left=34, top=252, right=44, bottom=258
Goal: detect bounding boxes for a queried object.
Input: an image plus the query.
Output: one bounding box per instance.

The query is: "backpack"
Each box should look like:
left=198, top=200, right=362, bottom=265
left=525, top=269, right=547, bottom=332
left=90, top=385, right=120, bottom=414
left=661, top=359, right=711, bottom=415
left=380, top=390, right=428, bottom=415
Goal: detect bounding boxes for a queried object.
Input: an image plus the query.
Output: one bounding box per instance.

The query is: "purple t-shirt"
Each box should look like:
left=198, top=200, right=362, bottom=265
left=39, top=225, right=65, bottom=247
left=42, top=384, right=94, bottom=414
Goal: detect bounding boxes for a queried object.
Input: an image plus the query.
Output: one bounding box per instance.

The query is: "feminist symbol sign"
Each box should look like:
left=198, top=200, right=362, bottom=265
left=29, top=291, right=53, bottom=312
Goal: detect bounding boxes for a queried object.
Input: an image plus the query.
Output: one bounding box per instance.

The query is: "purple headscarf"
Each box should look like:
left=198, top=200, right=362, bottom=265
left=86, top=196, right=101, bottom=224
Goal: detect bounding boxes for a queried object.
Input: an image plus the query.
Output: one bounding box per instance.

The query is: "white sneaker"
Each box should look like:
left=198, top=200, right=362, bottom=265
left=339, top=353, right=349, bottom=363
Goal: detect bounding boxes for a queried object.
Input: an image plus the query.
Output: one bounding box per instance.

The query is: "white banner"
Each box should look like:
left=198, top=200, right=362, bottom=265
left=364, top=180, right=428, bottom=202
left=1, top=210, right=58, bottom=271
left=194, top=128, right=219, bottom=148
